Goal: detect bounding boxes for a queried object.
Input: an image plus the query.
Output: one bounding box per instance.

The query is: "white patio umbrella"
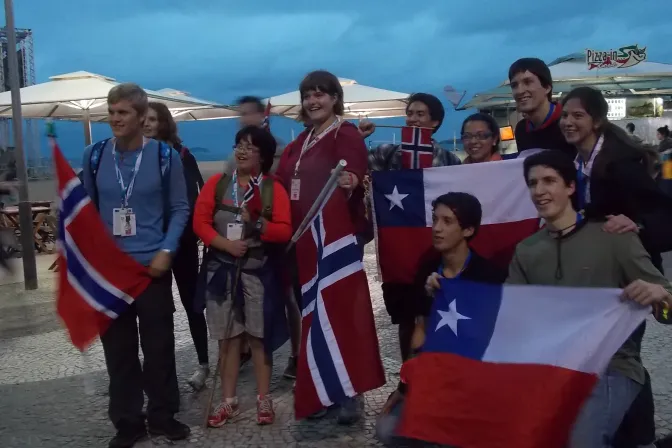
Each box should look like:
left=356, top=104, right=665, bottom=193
left=266, top=78, right=410, bottom=119
left=0, top=71, right=235, bottom=145
left=152, top=88, right=238, bottom=121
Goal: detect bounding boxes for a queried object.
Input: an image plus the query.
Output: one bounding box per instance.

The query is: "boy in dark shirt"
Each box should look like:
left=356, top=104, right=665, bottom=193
left=508, top=58, right=576, bottom=158
left=375, top=192, right=506, bottom=446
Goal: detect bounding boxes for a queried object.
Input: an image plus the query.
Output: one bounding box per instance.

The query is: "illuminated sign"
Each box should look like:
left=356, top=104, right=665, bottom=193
left=586, top=44, right=647, bottom=70
left=606, top=98, right=627, bottom=120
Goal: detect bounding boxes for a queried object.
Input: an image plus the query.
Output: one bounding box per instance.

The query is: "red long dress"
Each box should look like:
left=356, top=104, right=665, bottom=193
left=275, top=120, right=368, bottom=236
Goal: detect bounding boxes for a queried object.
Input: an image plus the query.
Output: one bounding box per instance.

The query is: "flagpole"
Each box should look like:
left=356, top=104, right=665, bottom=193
left=4, top=0, right=38, bottom=290
left=285, top=159, right=346, bottom=251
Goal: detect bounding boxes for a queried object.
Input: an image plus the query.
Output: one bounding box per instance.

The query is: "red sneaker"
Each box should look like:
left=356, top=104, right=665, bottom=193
left=208, top=400, right=240, bottom=428
left=257, top=396, right=275, bottom=425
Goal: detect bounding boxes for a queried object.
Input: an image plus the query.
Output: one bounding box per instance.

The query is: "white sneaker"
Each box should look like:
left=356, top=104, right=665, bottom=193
left=187, top=364, right=209, bottom=391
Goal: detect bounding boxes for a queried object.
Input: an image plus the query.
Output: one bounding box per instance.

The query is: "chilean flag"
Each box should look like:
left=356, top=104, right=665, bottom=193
left=52, top=136, right=151, bottom=350
left=399, top=279, right=650, bottom=447
left=371, top=156, right=540, bottom=284
left=294, top=193, right=385, bottom=419
left=400, top=126, right=433, bottom=169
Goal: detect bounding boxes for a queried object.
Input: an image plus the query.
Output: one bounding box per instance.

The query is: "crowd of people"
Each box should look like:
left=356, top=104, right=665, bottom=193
left=78, top=55, right=672, bottom=448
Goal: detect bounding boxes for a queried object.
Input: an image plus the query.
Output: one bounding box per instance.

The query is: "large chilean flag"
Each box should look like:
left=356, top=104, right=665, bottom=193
left=371, top=156, right=540, bottom=284
left=398, top=279, right=650, bottom=447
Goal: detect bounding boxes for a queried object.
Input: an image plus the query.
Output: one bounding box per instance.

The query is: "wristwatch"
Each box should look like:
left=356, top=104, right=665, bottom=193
left=255, top=219, right=263, bottom=232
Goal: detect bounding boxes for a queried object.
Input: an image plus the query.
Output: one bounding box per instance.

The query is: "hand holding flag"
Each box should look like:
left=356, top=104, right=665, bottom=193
left=51, top=124, right=151, bottom=350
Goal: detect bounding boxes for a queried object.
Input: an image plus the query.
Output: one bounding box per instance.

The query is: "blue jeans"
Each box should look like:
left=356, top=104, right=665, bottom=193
left=570, top=371, right=655, bottom=448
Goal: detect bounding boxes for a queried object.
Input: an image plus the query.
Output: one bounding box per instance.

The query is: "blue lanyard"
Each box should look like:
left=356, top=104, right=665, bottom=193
left=528, top=103, right=555, bottom=131
left=437, top=250, right=472, bottom=279
left=576, top=167, right=587, bottom=211
left=231, top=170, right=262, bottom=222
left=112, top=138, right=146, bottom=208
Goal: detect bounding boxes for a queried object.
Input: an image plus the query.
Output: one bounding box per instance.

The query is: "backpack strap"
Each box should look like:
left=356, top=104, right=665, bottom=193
left=89, top=138, right=111, bottom=210
left=214, top=173, right=237, bottom=215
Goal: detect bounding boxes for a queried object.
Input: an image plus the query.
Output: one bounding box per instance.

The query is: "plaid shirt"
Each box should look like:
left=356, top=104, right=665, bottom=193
left=368, top=140, right=461, bottom=172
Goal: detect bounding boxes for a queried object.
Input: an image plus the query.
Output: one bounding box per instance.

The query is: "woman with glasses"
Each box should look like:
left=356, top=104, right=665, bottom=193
left=193, top=125, right=292, bottom=427
left=461, top=113, right=502, bottom=164
left=143, top=102, right=210, bottom=391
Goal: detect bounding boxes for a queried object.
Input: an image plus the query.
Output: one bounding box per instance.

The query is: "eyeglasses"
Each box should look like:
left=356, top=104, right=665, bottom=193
left=232, top=144, right=259, bottom=154
left=461, top=132, right=494, bottom=141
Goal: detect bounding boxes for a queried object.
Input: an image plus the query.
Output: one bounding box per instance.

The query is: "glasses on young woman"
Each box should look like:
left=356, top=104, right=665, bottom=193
left=461, top=132, right=494, bottom=141
left=232, top=144, right=259, bottom=154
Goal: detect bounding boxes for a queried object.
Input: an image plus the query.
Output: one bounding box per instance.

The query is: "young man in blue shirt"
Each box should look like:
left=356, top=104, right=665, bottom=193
left=81, top=83, right=191, bottom=448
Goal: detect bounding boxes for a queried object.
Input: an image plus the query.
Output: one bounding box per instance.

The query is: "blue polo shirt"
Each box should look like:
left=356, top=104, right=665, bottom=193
left=81, top=138, right=190, bottom=266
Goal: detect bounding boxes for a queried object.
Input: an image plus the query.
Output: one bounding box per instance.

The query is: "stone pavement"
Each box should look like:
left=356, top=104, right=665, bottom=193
left=1, top=248, right=672, bottom=447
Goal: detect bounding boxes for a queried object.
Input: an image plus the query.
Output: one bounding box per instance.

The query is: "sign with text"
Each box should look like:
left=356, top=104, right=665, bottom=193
left=586, top=45, right=647, bottom=70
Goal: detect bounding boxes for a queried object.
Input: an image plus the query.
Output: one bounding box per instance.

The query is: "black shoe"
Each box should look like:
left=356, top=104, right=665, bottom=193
left=148, top=418, right=190, bottom=441
left=108, top=422, right=147, bottom=448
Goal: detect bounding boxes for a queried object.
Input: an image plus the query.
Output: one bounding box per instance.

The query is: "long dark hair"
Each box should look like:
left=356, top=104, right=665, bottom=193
left=297, top=70, right=344, bottom=124
left=561, top=87, right=645, bottom=173
left=148, top=102, right=182, bottom=148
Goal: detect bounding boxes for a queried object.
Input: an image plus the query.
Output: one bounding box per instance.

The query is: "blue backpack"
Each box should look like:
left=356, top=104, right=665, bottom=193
left=89, top=138, right=173, bottom=231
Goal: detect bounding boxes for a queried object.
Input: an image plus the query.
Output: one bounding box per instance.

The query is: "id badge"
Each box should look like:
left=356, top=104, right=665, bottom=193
left=227, top=223, right=244, bottom=241
left=122, top=210, right=137, bottom=237
left=290, top=178, right=301, bottom=201
left=112, top=208, right=123, bottom=236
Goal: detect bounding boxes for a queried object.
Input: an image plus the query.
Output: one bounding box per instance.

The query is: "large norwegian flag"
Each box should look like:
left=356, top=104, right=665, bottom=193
left=398, top=279, right=650, bottom=447
left=294, top=194, right=385, bottom=419
left=400, top=126, right=434, bottom=169
left=52, top=136, right=151, bottom=350
left=371, top=156, right=540, bottom=284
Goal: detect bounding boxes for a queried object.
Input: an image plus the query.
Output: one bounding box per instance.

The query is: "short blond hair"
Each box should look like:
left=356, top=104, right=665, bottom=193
left=108, top=83, right=148, bottom=116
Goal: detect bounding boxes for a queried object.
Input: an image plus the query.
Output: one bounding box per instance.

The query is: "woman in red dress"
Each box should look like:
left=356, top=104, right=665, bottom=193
left=275, top=70, right=369, bottom=424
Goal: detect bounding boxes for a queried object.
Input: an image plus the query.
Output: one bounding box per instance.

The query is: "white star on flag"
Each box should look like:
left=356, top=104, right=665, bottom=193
left=385, top=186, right=408, bottom=211
left=436, top=299, right=471, bottom=336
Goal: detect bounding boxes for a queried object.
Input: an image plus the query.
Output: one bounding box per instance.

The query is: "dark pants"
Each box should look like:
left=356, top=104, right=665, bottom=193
left=101, top=275, right=180, bottom=428
left=172, top=230, right=209, bottom=365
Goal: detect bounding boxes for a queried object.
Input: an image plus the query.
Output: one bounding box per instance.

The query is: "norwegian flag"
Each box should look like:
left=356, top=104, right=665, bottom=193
left=400, top=126, right=434, bottom=169
left=51, top=132, right=151, bottom=350
left=294, top=194, right=385, bottom=419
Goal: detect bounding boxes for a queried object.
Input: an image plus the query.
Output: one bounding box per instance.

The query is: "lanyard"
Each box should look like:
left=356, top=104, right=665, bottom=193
left=112, top=137, right=147, bottom=207
left=437, top=250, right=472, bottom=279
left=293, top=118, right=341, bottom=176
left=231, top=170, right=262, bottom=222
left=575, top=134, right=604, bottom=210
left=527, top=103, right=555, bottom=131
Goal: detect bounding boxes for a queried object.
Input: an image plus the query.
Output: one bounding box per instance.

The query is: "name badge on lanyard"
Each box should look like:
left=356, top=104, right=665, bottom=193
left=112, top=138, right=146, bottom=237
left=291, top=119, right=340, bottom=201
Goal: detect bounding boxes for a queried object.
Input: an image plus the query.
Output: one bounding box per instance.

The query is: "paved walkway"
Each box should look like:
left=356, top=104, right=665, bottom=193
left=1, top=248, right=672, bottom=447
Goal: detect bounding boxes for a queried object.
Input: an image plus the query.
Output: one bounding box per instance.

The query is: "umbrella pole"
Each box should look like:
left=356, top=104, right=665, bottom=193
left=4, top=0, right=37, bottom=290
left=83, top=110, right=92, bottom=146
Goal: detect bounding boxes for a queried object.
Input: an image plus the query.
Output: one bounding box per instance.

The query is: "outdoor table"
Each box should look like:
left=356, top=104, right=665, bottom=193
left=0, top=204, right=56, bottom=253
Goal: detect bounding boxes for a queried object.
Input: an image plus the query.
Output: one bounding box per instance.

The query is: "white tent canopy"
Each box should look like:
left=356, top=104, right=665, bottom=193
left=266, top=78, right=410, bottom=119
left=460, top=52, right=672, bottom=110
left=0, top=71, right=234, bottom=144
